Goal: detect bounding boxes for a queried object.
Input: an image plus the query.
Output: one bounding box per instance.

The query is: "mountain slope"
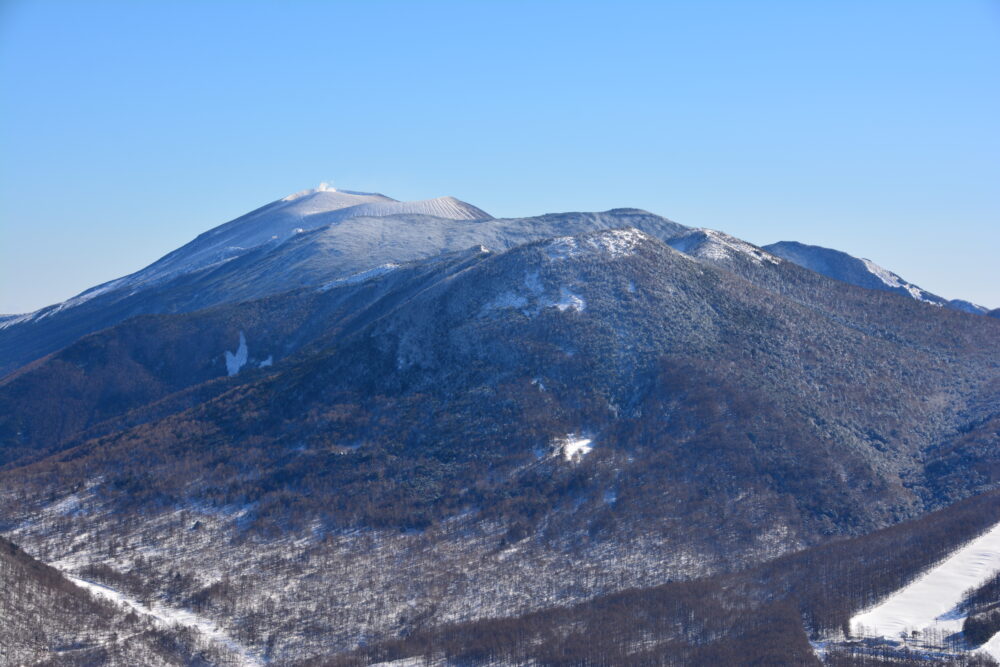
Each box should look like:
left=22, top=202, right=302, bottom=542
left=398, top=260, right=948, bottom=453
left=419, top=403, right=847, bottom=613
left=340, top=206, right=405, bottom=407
left=765, top=240, right=990, bottom=314
left=131, top=186, right=400, bottom=287
left=322, top=490, right=1000, bottom=666
left=2, top=227, right=997, bottom=662
left=0, top=246, right=489, bottom=470
left=0, top=197, right=683, bottom=378
left=0, top=534, right=233, bottom=666
left=2, top=186, right=998, bottom=664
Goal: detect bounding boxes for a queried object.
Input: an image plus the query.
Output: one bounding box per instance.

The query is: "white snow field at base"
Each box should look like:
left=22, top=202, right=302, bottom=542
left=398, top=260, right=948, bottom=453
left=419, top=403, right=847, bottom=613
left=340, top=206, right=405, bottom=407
left=851, top=520, right=1000, bottom=659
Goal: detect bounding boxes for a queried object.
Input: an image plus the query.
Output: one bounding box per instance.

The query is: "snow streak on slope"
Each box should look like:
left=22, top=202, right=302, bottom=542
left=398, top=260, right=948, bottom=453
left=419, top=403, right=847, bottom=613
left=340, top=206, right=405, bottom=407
left=69, top=575, right=263, bottom=666
left=225, top=331, right=249, bottom=376
left=851, top=520, right=1000, bottom=660
left=319, top=263, right=400, bottom=291
left=857, top=257, right=937, bottom=304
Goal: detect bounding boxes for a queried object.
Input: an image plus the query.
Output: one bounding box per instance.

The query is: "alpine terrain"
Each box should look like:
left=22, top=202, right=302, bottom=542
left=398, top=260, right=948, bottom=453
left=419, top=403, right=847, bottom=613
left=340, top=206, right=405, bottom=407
left=1, top=185, right=998, bottom=666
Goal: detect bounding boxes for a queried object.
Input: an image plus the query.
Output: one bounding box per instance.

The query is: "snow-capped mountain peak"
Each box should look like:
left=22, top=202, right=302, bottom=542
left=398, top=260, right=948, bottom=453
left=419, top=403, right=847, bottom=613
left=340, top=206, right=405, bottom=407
left=279, top=182, right=388, bottom=202
left=145, top=188, right=492, bottom=284
left=0, top=186, right=494, bottom=345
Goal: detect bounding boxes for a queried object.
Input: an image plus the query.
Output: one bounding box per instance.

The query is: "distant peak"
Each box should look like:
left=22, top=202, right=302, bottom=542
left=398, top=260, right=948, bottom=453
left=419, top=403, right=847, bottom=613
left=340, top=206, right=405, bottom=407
left=282, top=182, right=337, bottom=201
left=281, top=183, right=388, bottom=202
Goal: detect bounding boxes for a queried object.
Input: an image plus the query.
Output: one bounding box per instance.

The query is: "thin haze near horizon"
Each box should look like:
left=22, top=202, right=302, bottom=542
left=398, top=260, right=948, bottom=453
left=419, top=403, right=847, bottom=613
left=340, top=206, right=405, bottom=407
left=1, top=0, right=998, bottom=313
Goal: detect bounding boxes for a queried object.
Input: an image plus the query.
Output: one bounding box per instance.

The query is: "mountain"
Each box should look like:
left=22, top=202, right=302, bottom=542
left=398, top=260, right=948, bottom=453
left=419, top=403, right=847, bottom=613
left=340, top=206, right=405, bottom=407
left=50, top=185, right=490, bottom=297
left=2, top=221, right=997, bottom=663
left=136, top=186, right=491, bottom=287
left=764, top=240, right=991, bottom=314
left=0, top=186, right=683, bottom=377
left=1, top=186, right=998, bottom=664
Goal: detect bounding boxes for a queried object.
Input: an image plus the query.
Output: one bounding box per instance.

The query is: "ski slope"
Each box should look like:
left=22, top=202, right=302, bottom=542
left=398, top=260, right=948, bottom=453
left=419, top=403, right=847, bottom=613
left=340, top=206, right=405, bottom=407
left=851, top=520, right=1000, bottom=659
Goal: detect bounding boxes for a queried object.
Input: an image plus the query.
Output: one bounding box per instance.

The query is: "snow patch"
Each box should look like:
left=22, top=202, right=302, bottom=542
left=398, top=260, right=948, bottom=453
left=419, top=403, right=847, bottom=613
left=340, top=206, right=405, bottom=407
left=481, top=276, right=584, bottom=317
left=558, top=434, right=594, bottom=462
left=0, top=312, right=33, bottom=330
left=224, top=331, right=248, bottom=376
left=546, top=288, right=586, bottom=313
left=860, top=257, right=907, bottom=290
left=584, top=228, right=648, bottom=257
left=0, top=277, right=131, bottom=330
left=258, top=355, right=273, bottom=368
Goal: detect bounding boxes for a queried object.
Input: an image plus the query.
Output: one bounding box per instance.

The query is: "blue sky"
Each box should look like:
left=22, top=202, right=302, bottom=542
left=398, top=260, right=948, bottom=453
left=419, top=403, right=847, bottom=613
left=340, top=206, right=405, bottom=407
left=1, top=0, right=998, bottom=312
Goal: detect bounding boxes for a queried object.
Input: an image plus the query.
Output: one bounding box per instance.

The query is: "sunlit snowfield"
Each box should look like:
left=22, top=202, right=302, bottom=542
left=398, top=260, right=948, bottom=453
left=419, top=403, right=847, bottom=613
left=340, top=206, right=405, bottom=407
left=850, top=521, right=1000, bottom=660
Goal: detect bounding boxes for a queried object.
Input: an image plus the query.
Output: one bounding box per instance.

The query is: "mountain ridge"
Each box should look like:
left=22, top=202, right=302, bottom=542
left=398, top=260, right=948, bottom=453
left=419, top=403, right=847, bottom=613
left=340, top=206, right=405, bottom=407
left=764, top=240, right=991, bottom=314
left=0, top=198, right=685, bottom=377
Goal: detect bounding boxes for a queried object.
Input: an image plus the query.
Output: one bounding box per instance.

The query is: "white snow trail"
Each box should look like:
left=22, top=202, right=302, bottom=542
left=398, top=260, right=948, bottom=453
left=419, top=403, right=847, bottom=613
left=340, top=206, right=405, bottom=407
left=69, top=575, right=263, bottom=666
left=850, top=520, right=1000, bottom=660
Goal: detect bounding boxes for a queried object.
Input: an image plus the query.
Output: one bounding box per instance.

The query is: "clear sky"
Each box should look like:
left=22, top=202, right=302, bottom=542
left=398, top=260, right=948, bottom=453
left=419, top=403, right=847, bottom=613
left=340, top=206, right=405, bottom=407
left=1, top=0, right=998, bottom=313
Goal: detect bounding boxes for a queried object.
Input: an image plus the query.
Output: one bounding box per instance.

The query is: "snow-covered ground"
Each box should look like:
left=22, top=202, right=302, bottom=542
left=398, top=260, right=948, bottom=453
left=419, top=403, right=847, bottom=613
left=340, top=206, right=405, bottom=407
left=559, top=434, right=594, bottom=461
left=858, top=257, right=938, bottom=304
left=69, top=575, right=263, bottom=666
left=850, top=520, right=1000, bottom=660
left=543, top=228, right=648, bottom=262
left=548, top=288, right=586, bottom=313
left=667, top=229, right=781, bottom=266
left=5, top=482, right=724, bottom=662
